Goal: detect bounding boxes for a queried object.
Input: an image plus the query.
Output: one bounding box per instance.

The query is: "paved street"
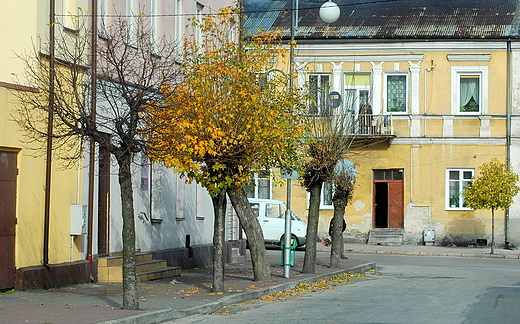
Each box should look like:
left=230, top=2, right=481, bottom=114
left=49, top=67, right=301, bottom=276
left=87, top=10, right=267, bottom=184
left=169, top=252, right=520, bottom=324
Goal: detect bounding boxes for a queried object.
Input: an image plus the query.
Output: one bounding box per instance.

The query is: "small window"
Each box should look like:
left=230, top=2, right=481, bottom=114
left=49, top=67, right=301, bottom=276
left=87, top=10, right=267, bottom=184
left=447, top=169, right=474, bottom=209
left=386, top=75, right=407, bottom=113
left=309, top=74, right=331, bottom=116
left=322, top=182, right=333, bottom=208
left=140, top=153, right=150, bottom=189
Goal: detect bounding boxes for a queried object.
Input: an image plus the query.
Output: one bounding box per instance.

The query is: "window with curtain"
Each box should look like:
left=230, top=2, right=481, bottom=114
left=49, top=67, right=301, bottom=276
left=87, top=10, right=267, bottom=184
left=459, top=76, right=480, bottom=112
left=386, top=75, right=407, bottom=112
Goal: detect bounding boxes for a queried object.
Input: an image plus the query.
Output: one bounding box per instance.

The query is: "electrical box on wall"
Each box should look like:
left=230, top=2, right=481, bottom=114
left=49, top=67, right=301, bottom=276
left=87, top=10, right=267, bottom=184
left=423, top=227, right=435, bottom=245
left=70, top=205, right=87, bottom=235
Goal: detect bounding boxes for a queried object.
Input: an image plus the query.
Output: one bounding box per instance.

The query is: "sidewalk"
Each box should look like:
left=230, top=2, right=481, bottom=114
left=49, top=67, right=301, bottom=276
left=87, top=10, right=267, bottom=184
left=1, top=243, right=518, bottom=324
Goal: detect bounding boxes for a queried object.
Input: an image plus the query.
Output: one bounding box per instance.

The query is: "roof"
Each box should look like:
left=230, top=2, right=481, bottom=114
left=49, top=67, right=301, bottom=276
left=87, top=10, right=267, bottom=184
left=243, top=0, right=520, bottom=40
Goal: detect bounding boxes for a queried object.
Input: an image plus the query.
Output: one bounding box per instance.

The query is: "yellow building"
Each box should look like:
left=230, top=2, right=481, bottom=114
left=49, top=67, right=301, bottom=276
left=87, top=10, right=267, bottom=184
left=0, top=0, right=90, bottom=290
left=245, top=0, right=520, bottom=247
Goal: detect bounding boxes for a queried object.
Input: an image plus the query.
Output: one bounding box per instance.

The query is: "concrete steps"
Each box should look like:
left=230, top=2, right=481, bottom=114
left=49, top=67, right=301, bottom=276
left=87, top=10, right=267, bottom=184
left=367, top=228, right=404, bottom=245
left=97, top=252, right=180, bottom=283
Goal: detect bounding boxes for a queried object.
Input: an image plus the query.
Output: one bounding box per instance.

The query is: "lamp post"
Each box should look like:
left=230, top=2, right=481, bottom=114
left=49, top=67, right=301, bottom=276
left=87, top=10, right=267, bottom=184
left=283, top=0, right=340, bottom=279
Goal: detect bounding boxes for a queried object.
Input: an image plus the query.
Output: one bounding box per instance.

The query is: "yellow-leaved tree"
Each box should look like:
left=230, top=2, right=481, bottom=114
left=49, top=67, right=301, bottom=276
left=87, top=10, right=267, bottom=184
left=462, top=159, right=520, bottom=254
left=145, top=6, right=307, bottom=291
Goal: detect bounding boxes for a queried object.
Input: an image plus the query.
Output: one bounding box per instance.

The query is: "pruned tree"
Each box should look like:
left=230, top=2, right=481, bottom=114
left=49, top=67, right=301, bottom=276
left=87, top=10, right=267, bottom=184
left=13, top=12, right=181, bottom=309
left=145, top=7, right=307, bottom=291
left=329, top=162, right=355, bottom=268
left=301, top=107, right=357, bottom=273
left=462, top=158, right=519, bottom=254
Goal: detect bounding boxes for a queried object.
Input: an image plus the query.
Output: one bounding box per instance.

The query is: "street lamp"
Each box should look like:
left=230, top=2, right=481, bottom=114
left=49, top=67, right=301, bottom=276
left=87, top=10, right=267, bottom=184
left=283, top=0, right=340, bottom=279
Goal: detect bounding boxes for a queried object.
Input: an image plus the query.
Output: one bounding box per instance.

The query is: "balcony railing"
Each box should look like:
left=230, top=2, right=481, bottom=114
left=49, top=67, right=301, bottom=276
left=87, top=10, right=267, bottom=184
left=309, top=112, right=394, bottom=137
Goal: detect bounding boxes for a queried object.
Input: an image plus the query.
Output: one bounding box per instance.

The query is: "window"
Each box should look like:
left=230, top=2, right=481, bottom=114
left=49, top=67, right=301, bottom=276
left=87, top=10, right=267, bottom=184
left=451, top=66, right=487, bottom=114
left=98, top=0, right=108, bottom=36
left=446, top=169, right=474, bottom=209
left=195, top=3, right=203, bottom=46
left=246, top=171, right=271, bottom=199
left=308, top=74, right=330, bottom=115
left=141, top=153, right=150, bottom=189
left=266, top=203, right=286, bottom=218
left=126, top=0, right=136, bottom=46
left=385, top=74, right=407, bottom=113
left=321, top=182, right=333, bottom=208
left=174, top=0, right=183, bottom=46
left=150, top=0, right=158, bottom=52
left=61, top=0, right=78, bottom=29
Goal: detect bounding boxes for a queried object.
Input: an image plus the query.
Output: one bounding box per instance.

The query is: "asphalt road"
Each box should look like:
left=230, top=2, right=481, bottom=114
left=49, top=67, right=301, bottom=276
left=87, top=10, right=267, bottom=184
left=169, top=252, right=520, bottom=324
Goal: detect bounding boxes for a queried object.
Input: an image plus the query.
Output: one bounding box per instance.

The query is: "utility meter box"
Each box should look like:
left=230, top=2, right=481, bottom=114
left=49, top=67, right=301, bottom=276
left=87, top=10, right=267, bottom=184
left=70, top=205, right=87, bottom=235
left=423, top=227, right=435, bottom=245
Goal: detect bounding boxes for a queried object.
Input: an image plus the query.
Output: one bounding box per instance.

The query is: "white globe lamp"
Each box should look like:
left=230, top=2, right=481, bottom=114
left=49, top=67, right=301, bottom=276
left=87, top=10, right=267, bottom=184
left=319, top=1, right=340, bottom=24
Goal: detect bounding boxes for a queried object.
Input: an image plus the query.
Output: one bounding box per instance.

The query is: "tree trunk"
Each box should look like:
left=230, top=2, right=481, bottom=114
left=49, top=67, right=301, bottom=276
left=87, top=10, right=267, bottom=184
left=491, top=207, right=495, bottom=255
left=117, top=153, right=139, bottom=310
left=227, top=187, right=271, bottom=282
left=330, top=198, right=347, bottom=268
left=211, top=190, right=227, bottom=292
left=303, top=179, right=323, bottom=273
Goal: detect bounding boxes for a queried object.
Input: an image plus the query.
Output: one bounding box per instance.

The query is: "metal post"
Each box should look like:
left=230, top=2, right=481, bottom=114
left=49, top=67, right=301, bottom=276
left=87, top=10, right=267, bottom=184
left=283, top=0, right=297, bottom=279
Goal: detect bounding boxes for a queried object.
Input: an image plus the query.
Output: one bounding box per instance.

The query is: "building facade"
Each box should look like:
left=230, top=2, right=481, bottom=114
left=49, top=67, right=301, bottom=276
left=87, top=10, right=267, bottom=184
left=245, top=0, right=520, bottom=247
left=1, top=0, right=234, bottom=291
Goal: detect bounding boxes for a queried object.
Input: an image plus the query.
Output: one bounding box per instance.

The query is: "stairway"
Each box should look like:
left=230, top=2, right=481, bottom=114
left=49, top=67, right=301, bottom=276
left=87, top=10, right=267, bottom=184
left=367, top=228, right=404, bottom=246
left=97, top=252, right=181, bottom=283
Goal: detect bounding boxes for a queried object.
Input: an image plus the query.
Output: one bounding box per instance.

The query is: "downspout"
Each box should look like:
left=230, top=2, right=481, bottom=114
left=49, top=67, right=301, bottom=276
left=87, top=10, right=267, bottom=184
left=43, top=0, right=56, bottom=268
left=505, top=39, right=512, bottom=247
left=87, top=0, right=98, bottom=281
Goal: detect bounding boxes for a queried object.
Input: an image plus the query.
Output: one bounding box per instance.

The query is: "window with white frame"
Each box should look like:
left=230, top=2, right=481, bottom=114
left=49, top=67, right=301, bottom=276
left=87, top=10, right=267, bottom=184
left=446, top=168, right=474, bottom=209
left=195, top=3, right=204, bottom=46
left=321, top=181, right=334, bottom=208
left=126, top=0, right=137, bottom=46
left=174, top=0, right=183, bottom=46
left=141, top=152, right=150, bottom=189
left=246, top=171, right=271, bottom=199
left=61, top=0, right=78, bottom=30
left=150, top=0, right=158, bottom=52
left=451, top=66, right=487, bottom=114
left=98, top=0, right=108, bottom=37
left=385, top=74, right=408, bottom=113
left=308, top=74, right=331, bottom=115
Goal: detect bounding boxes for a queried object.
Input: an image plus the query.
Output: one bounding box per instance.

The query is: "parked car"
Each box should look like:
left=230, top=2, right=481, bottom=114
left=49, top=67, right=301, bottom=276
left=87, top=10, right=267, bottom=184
left=247, top=198, right=307, bottom=247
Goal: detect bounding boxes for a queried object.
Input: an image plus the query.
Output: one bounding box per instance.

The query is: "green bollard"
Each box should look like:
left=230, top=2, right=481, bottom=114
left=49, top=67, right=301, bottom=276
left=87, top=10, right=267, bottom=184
left=280, top=238, right=298, bottom=267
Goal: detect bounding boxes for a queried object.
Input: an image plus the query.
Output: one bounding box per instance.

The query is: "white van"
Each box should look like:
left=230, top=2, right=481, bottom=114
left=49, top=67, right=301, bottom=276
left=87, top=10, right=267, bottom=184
left=248, top=198, right=307, bottom=247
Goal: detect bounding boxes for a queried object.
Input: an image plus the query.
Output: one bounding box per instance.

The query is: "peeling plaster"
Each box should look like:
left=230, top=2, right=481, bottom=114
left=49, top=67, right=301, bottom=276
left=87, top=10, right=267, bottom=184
left=354, top=200, right=366, bottom=211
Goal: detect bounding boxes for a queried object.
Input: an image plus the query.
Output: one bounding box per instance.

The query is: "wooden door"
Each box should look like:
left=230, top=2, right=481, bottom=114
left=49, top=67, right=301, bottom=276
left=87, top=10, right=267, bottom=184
left=388, top=181, right=404, bottom=228
left=373, top=169, right=404, bottom=229
left=0, top=151, right=17, bottom=289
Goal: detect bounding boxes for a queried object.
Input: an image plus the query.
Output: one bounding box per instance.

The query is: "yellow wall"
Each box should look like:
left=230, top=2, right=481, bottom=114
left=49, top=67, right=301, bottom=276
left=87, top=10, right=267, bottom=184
left=1, top=0, right=86, bottom=268
left=272, top=43, right=510, bottom=242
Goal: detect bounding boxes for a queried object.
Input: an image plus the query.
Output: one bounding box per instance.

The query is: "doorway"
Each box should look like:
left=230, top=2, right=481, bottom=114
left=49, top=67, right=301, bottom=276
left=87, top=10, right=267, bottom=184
left=0, top=151, right=17, bottom=289
left=373, top=169, right=404, bottom=228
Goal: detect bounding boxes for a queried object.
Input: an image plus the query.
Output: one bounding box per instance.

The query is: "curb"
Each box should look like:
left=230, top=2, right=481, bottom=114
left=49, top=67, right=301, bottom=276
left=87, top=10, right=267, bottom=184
left=96, top=262, right=375, bottom=324
left=342, top=249, right=520, bottom=259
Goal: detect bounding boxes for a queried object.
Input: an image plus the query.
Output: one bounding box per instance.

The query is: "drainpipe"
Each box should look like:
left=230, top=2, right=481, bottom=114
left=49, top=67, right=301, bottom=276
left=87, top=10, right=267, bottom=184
left=86, top=0, right=98, bottom=281
left=505, top=39, right=512, bottom=247
left=43, top=0, right=56, bottom=268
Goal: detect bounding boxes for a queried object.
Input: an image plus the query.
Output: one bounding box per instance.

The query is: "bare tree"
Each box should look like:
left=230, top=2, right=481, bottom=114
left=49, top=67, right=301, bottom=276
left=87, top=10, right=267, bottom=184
left=13, top=12, right=181, bottom=310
